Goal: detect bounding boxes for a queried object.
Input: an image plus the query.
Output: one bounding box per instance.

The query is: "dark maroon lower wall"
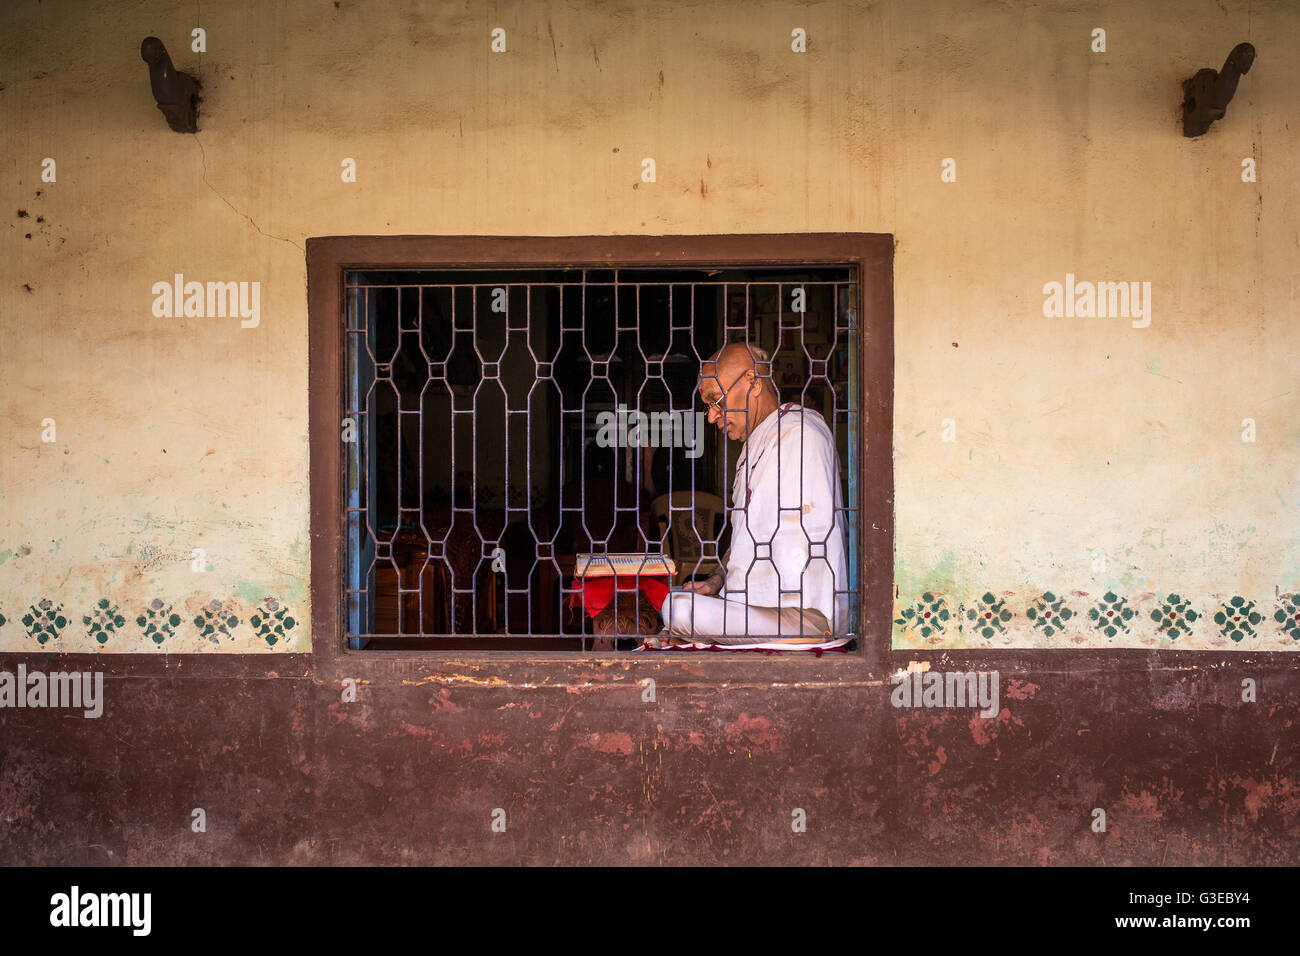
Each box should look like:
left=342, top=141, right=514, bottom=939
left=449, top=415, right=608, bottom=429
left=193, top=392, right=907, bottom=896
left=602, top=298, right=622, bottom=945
left=2, top=656, right=1297, bottom=865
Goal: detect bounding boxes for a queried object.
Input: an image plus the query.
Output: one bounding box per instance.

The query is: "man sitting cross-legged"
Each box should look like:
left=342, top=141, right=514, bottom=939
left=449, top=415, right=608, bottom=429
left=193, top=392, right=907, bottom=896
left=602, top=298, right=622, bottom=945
left=652, top=343, right=850, bottom=648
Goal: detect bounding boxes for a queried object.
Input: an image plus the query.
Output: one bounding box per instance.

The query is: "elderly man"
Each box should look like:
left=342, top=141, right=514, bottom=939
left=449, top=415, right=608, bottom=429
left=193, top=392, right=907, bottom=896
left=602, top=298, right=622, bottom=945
left=655, top=343, right=850, bottom=646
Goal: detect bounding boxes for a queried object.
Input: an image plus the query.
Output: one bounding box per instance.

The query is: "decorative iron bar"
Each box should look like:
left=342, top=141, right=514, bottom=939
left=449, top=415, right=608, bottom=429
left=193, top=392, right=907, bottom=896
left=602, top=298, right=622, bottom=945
left=343, top=267, right=859, bottom=650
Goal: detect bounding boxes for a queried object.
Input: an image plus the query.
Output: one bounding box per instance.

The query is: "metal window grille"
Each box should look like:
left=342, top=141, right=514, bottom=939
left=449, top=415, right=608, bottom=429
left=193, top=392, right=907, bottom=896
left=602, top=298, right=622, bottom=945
left=343, top=266, right=860, bottom=651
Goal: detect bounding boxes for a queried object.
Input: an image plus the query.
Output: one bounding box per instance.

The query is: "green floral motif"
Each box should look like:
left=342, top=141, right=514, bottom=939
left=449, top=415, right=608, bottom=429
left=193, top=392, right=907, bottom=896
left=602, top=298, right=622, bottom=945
left=1214, top=596, right=1262, bottom=643
left=1151, top=593, right=1198, bottom=640
left=1025, top=591, right=1073, bottom=638
left=965, top=592, right=1014, bottom=639
left=0, top=605, right=6, bottom=629
left=137, top=598, right=183, bottom=645
left=895, top=592, right=952, bottom=639
left=1088, top=591, right=1136, bottom=638
left=194, top=599, right=241, bottom=644
left=83, top=598, right=127, bottom=645
left=1274, top=594, right=1300, bottom=642
left=249, top=597, right=297, bottom=647
left=21, top=599, right=67, bottom=645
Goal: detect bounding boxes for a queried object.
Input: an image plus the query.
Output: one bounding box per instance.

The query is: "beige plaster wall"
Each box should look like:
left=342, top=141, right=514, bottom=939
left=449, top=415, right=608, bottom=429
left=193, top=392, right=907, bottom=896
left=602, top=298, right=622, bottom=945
left=0, top=0, right=1295, bottom=651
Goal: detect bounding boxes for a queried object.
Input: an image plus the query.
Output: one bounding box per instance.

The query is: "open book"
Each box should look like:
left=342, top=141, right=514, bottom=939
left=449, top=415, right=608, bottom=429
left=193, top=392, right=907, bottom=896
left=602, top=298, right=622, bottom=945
left=574, top=553, right=677, bottom=577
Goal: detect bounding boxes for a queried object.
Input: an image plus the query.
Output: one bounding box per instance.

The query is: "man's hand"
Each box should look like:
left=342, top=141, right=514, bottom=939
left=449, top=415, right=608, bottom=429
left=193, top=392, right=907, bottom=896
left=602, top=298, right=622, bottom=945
left=682, top=571, right=724, bottom=595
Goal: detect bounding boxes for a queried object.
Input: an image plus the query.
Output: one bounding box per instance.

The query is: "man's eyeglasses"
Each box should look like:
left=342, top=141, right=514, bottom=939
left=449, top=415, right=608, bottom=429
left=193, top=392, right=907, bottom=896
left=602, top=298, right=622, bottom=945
left=700, top=371, right=749, bottom=413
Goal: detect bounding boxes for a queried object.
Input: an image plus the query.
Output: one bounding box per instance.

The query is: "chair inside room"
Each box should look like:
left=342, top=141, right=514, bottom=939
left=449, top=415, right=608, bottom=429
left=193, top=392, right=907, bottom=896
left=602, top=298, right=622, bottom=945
left=651, top=491, right=725, bottom=586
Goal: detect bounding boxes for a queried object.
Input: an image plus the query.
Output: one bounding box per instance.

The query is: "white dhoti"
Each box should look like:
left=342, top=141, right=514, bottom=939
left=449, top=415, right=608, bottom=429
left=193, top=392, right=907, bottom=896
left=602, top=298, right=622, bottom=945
left=660, top=591, right=831, bottom=643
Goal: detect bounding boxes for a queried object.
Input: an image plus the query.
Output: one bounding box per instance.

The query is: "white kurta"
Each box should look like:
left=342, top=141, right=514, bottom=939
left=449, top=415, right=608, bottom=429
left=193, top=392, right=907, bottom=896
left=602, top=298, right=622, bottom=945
left=721, top=402, right=850, bottom=632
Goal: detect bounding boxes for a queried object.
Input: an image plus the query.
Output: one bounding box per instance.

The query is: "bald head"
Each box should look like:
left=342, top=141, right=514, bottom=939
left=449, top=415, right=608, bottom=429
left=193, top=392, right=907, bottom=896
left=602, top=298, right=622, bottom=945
left=698, top=342, right=780, bottom=441
left=700, top=343, right=776, bottom=396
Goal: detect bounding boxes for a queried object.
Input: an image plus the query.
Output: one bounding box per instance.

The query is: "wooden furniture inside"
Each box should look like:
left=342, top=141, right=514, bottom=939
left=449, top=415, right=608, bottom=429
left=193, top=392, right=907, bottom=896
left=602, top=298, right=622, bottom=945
left=650, top=491, right=726, bottom=585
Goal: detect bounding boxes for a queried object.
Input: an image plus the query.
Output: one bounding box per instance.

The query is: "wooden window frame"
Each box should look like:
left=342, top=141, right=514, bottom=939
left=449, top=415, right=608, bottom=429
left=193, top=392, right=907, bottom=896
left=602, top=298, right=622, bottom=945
left=307, top=234, right=894, bottom=682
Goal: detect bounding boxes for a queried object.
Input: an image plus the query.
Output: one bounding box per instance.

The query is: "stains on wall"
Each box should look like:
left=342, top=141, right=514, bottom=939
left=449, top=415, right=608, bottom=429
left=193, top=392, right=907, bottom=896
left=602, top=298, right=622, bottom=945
left=2, top=658, right=1297, bottom=864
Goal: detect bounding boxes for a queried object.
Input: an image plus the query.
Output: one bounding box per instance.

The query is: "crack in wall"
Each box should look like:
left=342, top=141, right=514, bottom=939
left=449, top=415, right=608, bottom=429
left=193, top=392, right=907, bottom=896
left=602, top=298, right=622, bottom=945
left=192, top=133, right=304, bottom=253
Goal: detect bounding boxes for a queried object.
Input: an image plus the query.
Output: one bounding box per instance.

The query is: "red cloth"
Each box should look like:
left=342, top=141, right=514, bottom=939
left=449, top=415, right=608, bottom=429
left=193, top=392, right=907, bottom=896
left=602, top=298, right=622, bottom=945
left=569, top=574, right=671, bottom=617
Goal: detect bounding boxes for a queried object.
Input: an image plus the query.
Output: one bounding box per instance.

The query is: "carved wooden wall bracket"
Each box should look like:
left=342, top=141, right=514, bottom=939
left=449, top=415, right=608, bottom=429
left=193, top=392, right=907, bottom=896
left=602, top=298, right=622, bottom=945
left=141, top=36, right=200, bottom=133
left=1182, top=43, right=1255, bottom=137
